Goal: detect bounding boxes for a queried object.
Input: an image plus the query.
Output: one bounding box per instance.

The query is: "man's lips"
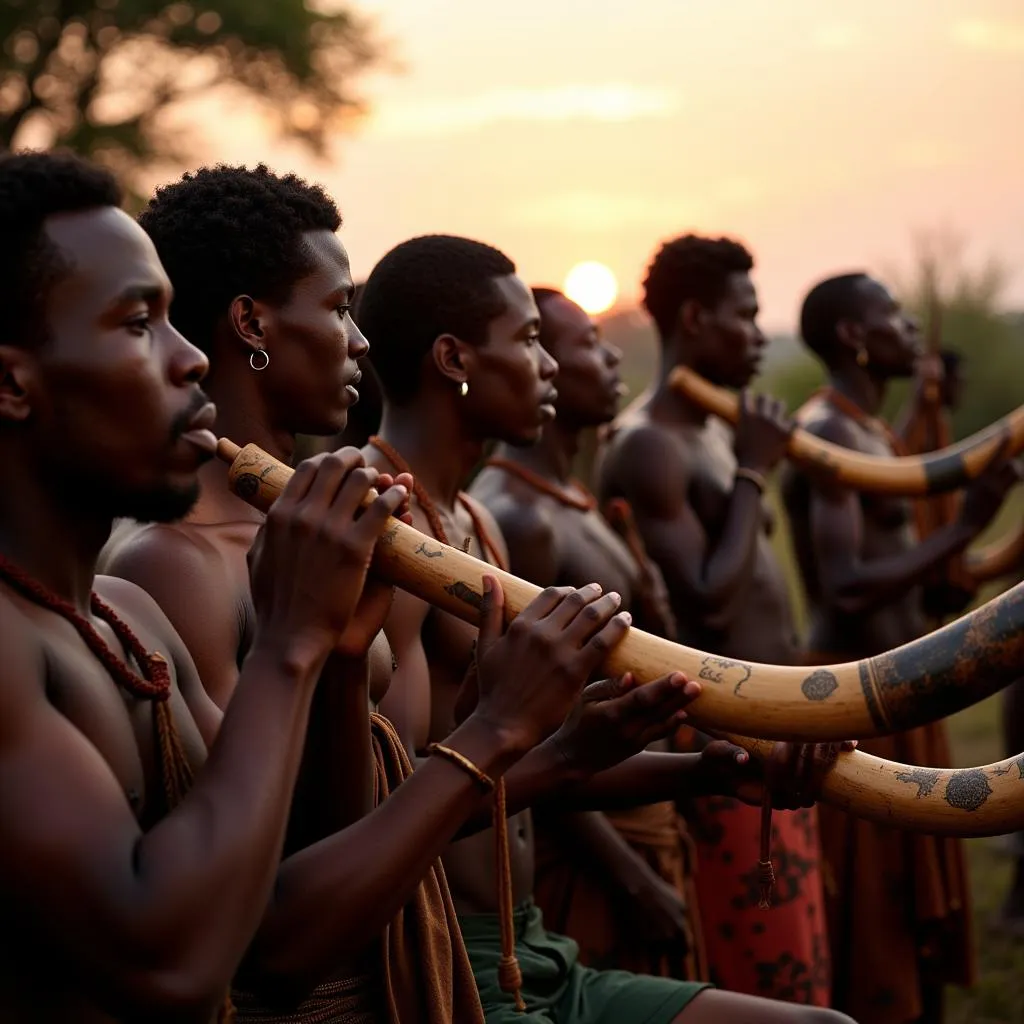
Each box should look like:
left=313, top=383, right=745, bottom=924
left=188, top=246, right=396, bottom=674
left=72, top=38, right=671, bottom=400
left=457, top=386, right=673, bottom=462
left=180, top=402, right=218, bottom=453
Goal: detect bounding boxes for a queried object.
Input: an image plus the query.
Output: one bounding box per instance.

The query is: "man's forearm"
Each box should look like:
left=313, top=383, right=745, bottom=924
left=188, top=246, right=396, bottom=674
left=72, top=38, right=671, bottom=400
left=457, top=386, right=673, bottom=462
left=125, top=638, right=328, bottom=1007
left=242, top=713, right=525, bottom=997
left=531, top=751, right=706, bottom=811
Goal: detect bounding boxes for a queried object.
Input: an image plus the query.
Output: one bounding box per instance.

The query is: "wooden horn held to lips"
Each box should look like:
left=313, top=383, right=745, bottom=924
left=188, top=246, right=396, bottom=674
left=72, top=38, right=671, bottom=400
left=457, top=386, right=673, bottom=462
left=668, top=365, right=1024, bottom=496
left=217, top=438, right=1024, bottom=740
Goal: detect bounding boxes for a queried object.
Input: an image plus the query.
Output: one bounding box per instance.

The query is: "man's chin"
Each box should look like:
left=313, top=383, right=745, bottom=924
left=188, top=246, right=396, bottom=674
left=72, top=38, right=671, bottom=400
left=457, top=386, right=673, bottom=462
left=502, top=426, right=545, bottom=449
left=121, top=482, right=201, bottom=525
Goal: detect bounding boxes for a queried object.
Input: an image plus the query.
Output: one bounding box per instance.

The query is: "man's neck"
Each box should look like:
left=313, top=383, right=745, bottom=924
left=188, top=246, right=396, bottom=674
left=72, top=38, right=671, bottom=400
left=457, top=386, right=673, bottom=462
left=827, top=365, right=887, bottom=418
left=496, top=418, right=579, bottom=484
left=649, top=347, right=711, bottom=428
left=375, top=399, right=485, bottom=509
left=0, top=464, right=111, bottom=611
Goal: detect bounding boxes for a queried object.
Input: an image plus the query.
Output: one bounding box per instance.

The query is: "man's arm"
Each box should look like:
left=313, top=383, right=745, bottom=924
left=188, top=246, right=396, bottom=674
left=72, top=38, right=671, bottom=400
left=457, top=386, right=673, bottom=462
left=238, top=581, right=637, bottom=999
left=0, top=594, right=327, bottom=1021
left=806, top=417, right=989, bottom=615
left=609, top=427, right=763, bottom=619
left=486, top=498, right=682, bottom=901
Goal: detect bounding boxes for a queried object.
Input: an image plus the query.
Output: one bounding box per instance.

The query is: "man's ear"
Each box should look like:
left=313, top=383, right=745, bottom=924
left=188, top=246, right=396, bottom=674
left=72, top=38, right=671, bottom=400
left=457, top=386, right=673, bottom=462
left=0, top=346, right=38, bottom=423
left=227, top=294, right=269, bottom=358
left=432, top=332, right=473, bottom=391
left=835, top=317, right=864, bottom=355
left=677, top=299, right=708, bottom=338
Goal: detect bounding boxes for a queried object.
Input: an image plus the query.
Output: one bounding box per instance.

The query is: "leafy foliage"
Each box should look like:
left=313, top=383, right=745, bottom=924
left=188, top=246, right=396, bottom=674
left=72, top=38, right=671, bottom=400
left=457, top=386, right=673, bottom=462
left=0, top=0, right=379, bottom=180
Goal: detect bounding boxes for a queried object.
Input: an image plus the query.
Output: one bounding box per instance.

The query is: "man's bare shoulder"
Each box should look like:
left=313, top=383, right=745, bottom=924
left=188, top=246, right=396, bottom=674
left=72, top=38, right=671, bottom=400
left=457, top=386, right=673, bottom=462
left=602, top=416, right=692, bottom=494
left=104, top=521, right=242, bottom=591
left=474, top=486, right=557, bottom=568
left=798, top=400, right=867, bottom=452
left=469, top=471, right=555, bottom=543
left=93, top=574, right=191, bottom=650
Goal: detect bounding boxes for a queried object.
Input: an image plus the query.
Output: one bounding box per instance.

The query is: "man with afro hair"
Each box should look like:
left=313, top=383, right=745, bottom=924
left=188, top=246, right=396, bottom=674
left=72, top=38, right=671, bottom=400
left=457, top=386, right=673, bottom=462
left=597, top=233, right=834, bottom=1007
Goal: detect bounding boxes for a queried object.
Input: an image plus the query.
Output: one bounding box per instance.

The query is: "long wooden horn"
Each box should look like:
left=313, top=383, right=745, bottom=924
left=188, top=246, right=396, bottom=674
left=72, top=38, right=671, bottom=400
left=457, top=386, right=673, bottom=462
left=668, top=365, right=1024, bottom=496
left=216, top=439, right=1024, bottom=743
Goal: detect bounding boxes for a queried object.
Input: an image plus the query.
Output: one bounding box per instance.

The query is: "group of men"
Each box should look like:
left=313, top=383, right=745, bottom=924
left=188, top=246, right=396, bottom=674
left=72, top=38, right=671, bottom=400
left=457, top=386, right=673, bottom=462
left=0, top=147, right=1019, bottom=1024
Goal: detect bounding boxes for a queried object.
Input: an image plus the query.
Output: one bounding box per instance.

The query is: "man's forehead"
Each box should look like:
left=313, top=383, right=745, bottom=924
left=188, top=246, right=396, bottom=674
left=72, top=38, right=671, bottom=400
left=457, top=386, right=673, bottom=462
left=492, top=273, right=538, bottom=322
left=302, top=229, right=351, bottom=281
left=725, top=271, right=757, bottom=302
left=45, top=206, right=169, bottom=309
left=860, top=277, right=895, bottom=308
left=546, top=295, right=594, bottom=341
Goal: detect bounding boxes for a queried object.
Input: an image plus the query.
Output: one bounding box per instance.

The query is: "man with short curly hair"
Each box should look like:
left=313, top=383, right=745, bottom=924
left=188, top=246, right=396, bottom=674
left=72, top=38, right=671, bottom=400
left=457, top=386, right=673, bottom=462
left=597, top=234, right=833, bottom=1007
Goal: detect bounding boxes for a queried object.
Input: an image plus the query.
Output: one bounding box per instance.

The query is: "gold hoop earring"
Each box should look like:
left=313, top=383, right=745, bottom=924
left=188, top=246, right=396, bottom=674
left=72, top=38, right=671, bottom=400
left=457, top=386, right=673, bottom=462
left=856, top=346, right=869, bottom=368
left=250, top=349, right=270, bottom=371
left=459, top=381, right=469, bottom=397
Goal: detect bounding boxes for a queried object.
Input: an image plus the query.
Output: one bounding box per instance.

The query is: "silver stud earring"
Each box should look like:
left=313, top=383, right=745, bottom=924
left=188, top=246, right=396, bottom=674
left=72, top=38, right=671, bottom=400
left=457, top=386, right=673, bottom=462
left=459, top=381, right=469, bottom=397
left=250, top=348, right=270, bottom=371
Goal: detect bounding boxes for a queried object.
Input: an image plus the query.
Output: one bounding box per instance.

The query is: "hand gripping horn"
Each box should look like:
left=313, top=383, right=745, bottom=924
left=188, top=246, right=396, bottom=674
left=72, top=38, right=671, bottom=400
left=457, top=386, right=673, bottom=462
left=668, top=365, right=1024, bottom=496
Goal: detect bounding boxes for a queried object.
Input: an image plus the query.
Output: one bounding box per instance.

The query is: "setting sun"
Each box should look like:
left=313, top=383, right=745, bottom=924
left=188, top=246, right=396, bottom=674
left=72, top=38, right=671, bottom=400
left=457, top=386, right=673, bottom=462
left=564, top=261, right=619, bottom=315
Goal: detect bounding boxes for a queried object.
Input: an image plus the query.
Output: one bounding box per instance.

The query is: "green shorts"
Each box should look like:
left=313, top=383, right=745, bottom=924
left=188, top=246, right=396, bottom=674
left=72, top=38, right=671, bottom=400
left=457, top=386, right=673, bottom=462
left=459, top=900, right=711, bottom=1024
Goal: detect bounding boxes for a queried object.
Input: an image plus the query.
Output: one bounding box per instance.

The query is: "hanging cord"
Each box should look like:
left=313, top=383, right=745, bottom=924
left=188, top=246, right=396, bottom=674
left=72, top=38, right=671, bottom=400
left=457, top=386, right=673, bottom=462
left=369, top=437, right=525, bottom=1012
left=0, top=554, right=234, bottom=1021
left=757, top=786, right=776, bottom=910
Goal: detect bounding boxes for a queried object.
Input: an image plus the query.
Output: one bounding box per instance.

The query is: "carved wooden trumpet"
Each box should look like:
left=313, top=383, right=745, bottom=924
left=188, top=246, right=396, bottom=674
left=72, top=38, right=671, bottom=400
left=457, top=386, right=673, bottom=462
left=669, top=365, right=1024, bottom=496
left=217, top=439, right=1024, bottom=836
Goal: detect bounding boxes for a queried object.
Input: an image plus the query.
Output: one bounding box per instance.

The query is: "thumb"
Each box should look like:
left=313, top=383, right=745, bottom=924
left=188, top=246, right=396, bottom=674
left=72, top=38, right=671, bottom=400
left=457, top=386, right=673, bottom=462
left=475, top=574, right=506, bottom=661
left=581, top=673, right=636, bottom=704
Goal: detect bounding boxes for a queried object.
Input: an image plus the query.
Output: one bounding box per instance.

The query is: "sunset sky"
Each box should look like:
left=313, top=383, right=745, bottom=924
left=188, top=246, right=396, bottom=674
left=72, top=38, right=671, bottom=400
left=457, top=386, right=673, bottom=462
left=183, top=0, right=1024, bottom=332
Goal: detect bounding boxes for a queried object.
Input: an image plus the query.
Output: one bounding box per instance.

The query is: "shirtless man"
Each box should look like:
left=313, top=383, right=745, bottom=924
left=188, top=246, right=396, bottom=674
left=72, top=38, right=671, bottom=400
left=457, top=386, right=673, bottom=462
left=781, top=272, right=1019, bottom=1024
left=105, top=166, right=698, bottom=1020
left=0, top=150, right=417, bottom=1022
left=471, top=288, right=707, bottom=982
left=597, top=234, right=832, bottom=1006
left=359, top=233, right=854, bottom=1024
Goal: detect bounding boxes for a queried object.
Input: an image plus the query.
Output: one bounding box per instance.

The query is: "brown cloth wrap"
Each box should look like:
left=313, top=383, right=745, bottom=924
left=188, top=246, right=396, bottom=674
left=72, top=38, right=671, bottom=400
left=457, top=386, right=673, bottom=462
left=808, top=656, right=976, bottom=1023
left=533, top=801, right=709, bottom=982
left=233, top=713, right=485, bottom=1024
left=900, top=398, right=977, bottom=600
